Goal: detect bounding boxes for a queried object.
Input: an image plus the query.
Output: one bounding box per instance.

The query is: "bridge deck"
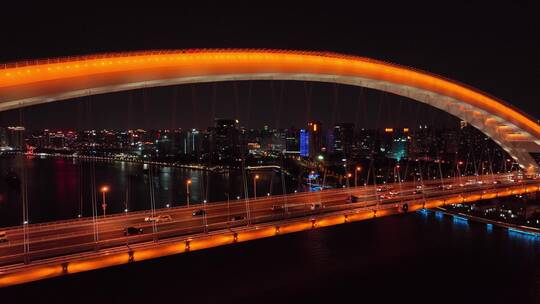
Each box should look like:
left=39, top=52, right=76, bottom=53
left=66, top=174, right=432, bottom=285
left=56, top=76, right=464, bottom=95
left=0, top=173, right=538, bottom=287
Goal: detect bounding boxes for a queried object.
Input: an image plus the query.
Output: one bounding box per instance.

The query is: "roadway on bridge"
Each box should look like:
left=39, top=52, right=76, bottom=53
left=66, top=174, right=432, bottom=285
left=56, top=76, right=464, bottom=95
left=0, top=173, right=527, bottom=266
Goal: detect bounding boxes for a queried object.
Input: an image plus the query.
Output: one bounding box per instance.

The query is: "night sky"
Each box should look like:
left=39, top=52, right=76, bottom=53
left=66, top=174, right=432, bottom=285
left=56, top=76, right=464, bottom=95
left=0, top=1, right=539, bottom=131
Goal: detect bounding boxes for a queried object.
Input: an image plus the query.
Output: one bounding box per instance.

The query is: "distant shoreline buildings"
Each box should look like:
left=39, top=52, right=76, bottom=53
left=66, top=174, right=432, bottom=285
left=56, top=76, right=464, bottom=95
left=0, top=120, right=511, bottom=174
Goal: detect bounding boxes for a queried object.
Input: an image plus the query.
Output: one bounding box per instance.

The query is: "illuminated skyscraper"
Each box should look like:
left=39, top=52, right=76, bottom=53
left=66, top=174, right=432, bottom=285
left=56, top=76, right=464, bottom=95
left=307, top=121, right=322, bottom=158
left=300, top=129, right=309, bottom=157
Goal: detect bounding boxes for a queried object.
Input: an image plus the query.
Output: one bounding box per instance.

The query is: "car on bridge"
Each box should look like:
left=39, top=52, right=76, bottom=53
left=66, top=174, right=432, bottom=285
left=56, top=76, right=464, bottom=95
left=192, top=209, right=206, bottom=216
left=438, top=184, right=453, bottom=190
left=310, top=202, right=323, bottom=210
left=380, top=191, right=400, bottom=199
left=271, top=205, right=284, bottom=211
left=347, top=195, right=361, bottom=203
left=144, top=215, right=172, bottom=222
left=124, top=227, right=143, bottom=236
left=231, top=215, right=246, bottom=221
left=376, top=185, right=391, bottom=192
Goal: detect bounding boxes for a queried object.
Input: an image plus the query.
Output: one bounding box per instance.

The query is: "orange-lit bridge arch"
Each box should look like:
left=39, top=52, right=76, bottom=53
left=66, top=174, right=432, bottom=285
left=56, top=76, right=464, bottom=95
left=1, top=49, right=539, bottom=171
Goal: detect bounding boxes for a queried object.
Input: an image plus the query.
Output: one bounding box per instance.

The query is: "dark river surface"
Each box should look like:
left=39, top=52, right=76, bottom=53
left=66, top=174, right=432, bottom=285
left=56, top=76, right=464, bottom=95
left=0, top=155, right=292, bottom=227
left=1, top=156, right=539, bottom=303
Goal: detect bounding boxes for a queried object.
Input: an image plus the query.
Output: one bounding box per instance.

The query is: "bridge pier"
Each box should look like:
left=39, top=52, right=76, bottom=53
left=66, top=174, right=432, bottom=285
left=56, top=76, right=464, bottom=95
left=61, top=262, right=68, bottom=274
left=402, top=203, right=409, bottom=213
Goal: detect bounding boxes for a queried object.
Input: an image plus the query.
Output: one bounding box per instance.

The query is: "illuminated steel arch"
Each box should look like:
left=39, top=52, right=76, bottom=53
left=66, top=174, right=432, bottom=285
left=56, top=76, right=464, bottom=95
left=1, top=49, right=540, bottom=172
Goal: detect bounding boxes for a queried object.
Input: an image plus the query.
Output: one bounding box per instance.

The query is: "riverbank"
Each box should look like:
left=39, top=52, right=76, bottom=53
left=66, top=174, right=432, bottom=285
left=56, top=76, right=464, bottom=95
left=434, top=206, right=540, bottom=237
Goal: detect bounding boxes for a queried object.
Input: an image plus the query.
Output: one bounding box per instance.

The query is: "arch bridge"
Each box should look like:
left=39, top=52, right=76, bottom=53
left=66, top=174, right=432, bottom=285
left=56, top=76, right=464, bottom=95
left=1, top=49, right=539, bottom=170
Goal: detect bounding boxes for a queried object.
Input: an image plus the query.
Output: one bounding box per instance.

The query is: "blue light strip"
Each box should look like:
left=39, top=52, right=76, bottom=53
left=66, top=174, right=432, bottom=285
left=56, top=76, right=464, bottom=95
left=300, top=129, right=309, bottom=157
left=508, top=228, right=539, bottom=237
left=453, top=215, right=468, bottom=222
left=417, top=209, right=429, bottom=215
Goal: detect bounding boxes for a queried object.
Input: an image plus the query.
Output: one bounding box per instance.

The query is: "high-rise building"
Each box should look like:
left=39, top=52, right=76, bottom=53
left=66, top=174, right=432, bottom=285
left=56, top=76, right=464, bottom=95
left=1, top=126, right=25, bottom=150
left=300, top=129, right=309, bottom=157
left=48, top=131, right=67, bottom=149
left=355, top=128, right=377, bottom=157
left=332, top=123, right=355, bottom=155
left=267, top=129, right=286, bottom=152
left=187, top=129, right=201, bottom=156
left=380, top=127, right=410, bottom=160
left=285, top=128, right=300, bottom=155
left=389, top=128, right=409, bottom=161
left=409, top=125, right=437, bottom=159
left=213, top=119, right=240, bottom=162
left=156, top=129, right=173, bottom=157
left=307, top=121, right=322, bottom=158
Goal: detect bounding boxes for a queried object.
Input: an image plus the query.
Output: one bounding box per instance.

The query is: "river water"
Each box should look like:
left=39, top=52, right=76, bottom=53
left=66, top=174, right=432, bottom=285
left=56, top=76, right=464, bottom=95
left=0, top=155, right=291, bottom=227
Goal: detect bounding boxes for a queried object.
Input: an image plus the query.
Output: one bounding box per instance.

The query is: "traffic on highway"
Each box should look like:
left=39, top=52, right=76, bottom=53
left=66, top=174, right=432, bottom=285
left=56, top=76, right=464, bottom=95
left=0, top=172, right=534, bottom=266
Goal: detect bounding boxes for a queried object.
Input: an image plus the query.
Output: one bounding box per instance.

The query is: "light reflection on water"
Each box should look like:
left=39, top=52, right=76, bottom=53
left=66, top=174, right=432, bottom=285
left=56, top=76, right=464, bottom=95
left=0, top=155, right=293, bottom=226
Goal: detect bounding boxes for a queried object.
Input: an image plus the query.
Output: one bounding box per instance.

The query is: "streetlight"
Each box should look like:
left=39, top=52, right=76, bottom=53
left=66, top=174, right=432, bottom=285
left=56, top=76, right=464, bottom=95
left=346, top=172, right=352, bottom=188
left=253, top=174, right=260, bottom=199
left=100, top=186, right=109, bottom=217
left=355, top=166, right=362, bottom=188
left=395, top=165, right=403, bottom=202
left=225, top=192, right=230, bottom=222
left=309, top=170, right=315, bottom=191
left=186, top=179, right=192, bottom=207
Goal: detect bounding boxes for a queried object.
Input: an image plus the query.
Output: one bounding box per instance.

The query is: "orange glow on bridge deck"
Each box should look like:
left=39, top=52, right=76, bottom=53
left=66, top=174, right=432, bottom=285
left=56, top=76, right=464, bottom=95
left=408, top=203, right=425, bottom=212
left=374, top=208, right=394, bottom=218
left=133, top=242, right=185, bottom=262
left=497, top=189, right=513, bottom=197
left=424, top=199, right=445, bottom=209
left=279, top=221, right=314, bottom=234
left=188, top=234, right=235, bottom=252
left=481, top=192, right=498, bottom=200
left=0, top=265, right=63, bottom=286
left=317, top=215, right=347, bottom=228
left=526, top=185, right=540, bottom=192
left=237, top=227, right=276, bottom=242
left=445, top=196, right=465, bottom=204
left=463, top=194, right=482, bottom=202
left=515, top=187, right=528, bottom=195
left=347, top=211, right=377, bottom=222
left=69, top=252, right=130, bottom=274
